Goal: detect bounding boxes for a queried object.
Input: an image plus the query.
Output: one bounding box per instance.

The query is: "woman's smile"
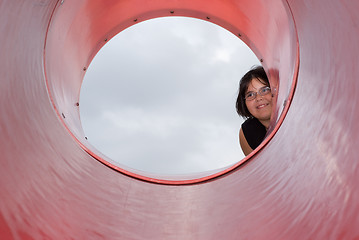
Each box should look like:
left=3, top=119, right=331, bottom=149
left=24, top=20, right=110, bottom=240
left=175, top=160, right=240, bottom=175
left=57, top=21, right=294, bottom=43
left=256, top=103, right=269, bottom=109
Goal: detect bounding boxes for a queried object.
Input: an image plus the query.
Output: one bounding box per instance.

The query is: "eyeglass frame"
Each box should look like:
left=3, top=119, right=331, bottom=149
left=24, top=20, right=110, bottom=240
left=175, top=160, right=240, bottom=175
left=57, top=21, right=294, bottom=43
left=244, top=86, right=271, bottom=101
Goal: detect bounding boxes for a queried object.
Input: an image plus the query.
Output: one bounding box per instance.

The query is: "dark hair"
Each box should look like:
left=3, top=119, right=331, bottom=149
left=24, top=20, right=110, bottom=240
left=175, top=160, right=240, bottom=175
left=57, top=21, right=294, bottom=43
left=236, top=65, right=269, bottom=118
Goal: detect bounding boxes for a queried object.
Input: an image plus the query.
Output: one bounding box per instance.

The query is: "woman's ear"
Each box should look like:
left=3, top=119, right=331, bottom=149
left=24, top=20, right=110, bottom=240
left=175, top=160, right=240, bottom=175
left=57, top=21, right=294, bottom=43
left=271, top=87, right=277, bottom=97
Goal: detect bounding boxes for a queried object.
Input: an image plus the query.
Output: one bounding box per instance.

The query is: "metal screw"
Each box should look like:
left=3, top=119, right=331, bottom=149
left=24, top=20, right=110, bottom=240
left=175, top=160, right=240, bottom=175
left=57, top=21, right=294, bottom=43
left=83, top=67, right=87, bottom=71
left=75, top=102, right=79, bottom=106
left=260, top=59, right=263, bottom=62
left=134, top=19, right=138, bottom=22
left=170, top=11, right=174, bottom=14
left=206, top=16, right=210, bottom=20
left=238, top=33, right=242, bottom=37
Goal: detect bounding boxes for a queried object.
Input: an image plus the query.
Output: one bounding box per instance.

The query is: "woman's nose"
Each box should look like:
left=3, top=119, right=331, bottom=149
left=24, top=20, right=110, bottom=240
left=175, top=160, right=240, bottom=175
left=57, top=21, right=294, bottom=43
left=255, top=95, right=263, bottom=101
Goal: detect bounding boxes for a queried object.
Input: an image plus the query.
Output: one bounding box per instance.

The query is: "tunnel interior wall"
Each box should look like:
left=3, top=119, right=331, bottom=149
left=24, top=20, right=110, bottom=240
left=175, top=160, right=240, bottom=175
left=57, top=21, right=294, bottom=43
left=45, top=0, right=298, bottom=182
left=0, top=0, right=359, bottom=239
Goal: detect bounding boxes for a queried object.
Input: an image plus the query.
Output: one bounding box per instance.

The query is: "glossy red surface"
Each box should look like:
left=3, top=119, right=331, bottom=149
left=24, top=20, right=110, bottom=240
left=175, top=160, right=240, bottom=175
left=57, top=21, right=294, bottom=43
left=1, top=0, right=358, bottom=239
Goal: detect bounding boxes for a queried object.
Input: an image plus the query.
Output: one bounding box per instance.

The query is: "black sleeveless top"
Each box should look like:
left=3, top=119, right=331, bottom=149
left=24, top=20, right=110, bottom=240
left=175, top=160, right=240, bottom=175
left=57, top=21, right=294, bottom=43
left=242, top=118, right=267, bottom=150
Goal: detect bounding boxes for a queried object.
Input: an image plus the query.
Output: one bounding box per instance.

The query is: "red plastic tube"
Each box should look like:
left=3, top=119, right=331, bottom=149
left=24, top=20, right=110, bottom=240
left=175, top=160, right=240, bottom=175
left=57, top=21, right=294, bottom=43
left=1, top=0, right=358, bottom=239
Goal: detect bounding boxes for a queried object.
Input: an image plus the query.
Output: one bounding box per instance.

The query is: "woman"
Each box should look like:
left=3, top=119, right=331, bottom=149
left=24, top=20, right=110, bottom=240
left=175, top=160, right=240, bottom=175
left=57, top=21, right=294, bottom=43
left=236, top=66, right=273, bottom=156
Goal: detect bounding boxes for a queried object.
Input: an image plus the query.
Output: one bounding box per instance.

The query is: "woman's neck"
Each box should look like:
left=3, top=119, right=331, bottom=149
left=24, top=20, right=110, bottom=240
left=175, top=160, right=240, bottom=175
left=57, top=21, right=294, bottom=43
left=259, top=119, right=270, bottom=130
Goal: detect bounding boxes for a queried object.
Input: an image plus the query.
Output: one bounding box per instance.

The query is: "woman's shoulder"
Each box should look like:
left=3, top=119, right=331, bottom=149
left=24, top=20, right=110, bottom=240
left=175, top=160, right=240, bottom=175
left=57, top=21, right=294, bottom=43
left=242, top=117, right=263, bottom=129
left=241, top=118, right=266, bottom=150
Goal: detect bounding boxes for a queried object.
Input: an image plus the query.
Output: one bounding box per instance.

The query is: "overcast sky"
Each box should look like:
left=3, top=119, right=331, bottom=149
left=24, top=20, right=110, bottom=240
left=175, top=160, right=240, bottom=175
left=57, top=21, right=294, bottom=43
left=80, top=17, right=260, bottom=175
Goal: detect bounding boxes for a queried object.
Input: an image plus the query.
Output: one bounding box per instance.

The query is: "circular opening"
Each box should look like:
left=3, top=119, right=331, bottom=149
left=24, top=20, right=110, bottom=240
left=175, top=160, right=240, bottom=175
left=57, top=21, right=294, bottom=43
left=80, top=17, right=261, bottom=175
left=44, top=0, right=299, bottom=184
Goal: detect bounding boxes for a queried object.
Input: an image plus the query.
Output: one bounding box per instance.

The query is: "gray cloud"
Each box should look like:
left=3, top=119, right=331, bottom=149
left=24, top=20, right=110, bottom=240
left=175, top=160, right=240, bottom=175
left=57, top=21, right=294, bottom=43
left=80, top=17, right=260, bottom=174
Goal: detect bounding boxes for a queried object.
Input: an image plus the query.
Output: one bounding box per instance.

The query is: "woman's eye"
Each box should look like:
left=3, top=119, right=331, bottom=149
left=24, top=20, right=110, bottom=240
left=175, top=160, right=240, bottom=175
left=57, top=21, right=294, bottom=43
left=261, top=87, right=270, bottom=94
left=246, top=92, right=254, bottom=98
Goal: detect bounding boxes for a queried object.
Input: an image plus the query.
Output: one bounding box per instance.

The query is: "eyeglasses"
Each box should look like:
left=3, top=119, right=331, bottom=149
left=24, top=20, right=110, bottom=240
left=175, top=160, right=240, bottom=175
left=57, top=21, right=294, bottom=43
left=244, top=86, right=271, bottom=101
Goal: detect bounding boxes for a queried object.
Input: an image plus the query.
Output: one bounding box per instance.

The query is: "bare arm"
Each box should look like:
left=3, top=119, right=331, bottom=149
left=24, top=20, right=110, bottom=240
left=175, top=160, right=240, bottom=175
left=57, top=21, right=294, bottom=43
left=239, top=127, right=253, bottom=156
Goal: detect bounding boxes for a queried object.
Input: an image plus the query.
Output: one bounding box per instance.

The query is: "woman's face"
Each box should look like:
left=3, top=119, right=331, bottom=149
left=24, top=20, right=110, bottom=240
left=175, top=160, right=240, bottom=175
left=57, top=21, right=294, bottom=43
left=245, top=78, right=273, bottom=127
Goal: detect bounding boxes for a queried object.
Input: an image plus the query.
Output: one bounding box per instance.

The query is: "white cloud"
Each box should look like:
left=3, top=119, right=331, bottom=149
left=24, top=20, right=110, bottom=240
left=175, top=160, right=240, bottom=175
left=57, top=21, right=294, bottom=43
left=80, top=17, right=260, bottom=175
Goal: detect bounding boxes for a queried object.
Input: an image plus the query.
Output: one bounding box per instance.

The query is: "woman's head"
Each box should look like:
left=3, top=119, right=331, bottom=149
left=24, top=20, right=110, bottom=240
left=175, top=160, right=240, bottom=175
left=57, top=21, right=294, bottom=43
left=236, top=66, right=272, bottom=123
